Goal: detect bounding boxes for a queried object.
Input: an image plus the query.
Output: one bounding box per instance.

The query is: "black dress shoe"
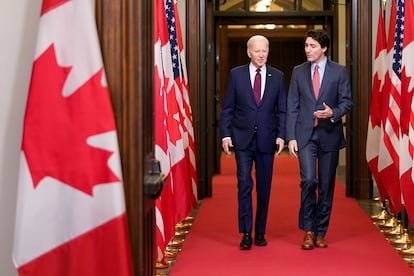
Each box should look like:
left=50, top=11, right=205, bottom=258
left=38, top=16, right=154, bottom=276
left=254, top=234, right=267, bottom=246
left=240, top=233, right=252, bottom=250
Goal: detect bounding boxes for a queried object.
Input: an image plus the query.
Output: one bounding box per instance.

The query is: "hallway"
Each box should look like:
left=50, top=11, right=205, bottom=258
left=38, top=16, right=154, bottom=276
left=156, top=153, right=414, bottom=275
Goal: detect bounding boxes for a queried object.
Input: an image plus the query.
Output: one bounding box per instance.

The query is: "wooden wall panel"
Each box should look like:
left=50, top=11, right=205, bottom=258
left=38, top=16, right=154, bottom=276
left=96, top=1, right=155, bottom=275
left=187, top=0, right=212, bottom=198
left=348, top=0, right=372, bottom=199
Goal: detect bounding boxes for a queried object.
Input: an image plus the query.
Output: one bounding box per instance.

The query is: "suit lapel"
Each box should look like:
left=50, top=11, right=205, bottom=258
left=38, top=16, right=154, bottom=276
left=262, top=67, right=272, bottom=102
left=318, top=60, right=330, bottom=99
left=244, top=65, right=257, bottom=105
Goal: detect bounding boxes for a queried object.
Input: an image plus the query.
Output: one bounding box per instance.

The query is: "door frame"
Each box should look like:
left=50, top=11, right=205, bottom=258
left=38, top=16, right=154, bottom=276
left=213, top=17, right=334, bottom=176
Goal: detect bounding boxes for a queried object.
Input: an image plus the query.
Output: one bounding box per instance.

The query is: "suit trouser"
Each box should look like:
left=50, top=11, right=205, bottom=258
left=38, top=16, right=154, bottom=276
left=298, top=128, right=339, bottom=237
left=234, top=134, right=275, bottom=235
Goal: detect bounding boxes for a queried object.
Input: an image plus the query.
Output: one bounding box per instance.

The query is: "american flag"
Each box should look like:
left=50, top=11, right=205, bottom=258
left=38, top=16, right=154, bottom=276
left=394, top=0, right=405, bottom=193
left=398, top=0, right=409, bottom=179
left=166, top=0, right=181, bottom=80
left=400, top=0, right=414, bottom=224
left=378, top=0, right=403, bottom=213
left=166, top=0, right=198, bottom=209
left=392, top=0, right=404, bottom=81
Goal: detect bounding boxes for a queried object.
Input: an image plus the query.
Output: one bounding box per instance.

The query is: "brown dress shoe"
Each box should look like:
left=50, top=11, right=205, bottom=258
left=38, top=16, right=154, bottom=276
left=301, top=232, right=315, bottom=250
left=315, top=236, right=328, bottom=248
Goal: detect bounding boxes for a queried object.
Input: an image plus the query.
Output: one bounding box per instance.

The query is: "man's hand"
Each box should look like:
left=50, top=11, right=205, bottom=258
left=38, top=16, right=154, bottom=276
left=288, top=140, right=298, bottom=158
left=222, top=138, right=233, bottom=155
left=275, top=138, right=285, bottom=156
left=313, top=102, right=333, bottom=119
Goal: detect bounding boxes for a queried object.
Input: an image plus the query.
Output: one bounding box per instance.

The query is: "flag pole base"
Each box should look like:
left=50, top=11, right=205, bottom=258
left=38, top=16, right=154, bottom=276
left=399, top=245, right=414, bottom=256
left=390, top=230, right=413, bottom=245
left=370, top=209, right=389, bottom=221
left=383, top=223, right=404, bottom=237
left=155, top=262, right=169, bottom=269
left=377, top=216, right=397, bottom=229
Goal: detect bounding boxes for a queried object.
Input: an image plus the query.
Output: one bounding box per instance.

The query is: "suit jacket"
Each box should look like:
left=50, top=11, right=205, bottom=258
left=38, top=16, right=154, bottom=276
left=220, top=64, right=287, bottom=153
left=286, top=59, right=353, bottom=151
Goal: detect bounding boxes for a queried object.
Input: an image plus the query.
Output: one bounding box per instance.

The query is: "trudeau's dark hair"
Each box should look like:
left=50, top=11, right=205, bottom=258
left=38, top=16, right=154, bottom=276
left=305, top=29, right=330, bottom=54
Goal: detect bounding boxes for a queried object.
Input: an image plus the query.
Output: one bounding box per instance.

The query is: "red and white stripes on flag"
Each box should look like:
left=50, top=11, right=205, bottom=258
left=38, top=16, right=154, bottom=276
left=172, top=0, right=199, bottom=209
left=154, top=0, right=176, bottom=260
left=377, top=0, right=403, bottom=213
left=400, top=0, right=414, bottom=223
left=13, top=0, right=132, bottom=275
left=154, top=0, right=198, bottom=264
left=366, top=2, right=388, bottom=203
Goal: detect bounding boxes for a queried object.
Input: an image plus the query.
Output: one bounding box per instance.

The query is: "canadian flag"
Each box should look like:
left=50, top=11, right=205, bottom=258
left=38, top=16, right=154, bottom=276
left=366, top=3, right=388, bottom=203
left=12, top=0, right=132, bottom=275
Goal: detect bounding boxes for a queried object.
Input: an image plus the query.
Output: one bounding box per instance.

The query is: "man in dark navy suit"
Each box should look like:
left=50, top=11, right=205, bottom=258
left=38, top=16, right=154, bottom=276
left=286, top=29, right=353, bottom=250
left=220, top=35, right=287, bottom=250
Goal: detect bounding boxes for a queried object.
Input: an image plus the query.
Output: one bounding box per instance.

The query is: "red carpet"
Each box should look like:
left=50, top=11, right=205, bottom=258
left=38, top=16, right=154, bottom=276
left=170, top=155, right=412, bottom=275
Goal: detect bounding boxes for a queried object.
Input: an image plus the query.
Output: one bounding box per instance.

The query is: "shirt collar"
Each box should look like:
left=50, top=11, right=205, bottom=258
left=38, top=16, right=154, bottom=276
left=313, top=57, right=327, bottom=71
left=250, top=63, right=266, bottom=73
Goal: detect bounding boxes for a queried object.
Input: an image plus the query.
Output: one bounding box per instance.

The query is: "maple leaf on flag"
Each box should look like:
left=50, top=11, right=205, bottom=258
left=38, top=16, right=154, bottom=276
left=41, top=0, right=69, bottom=15
left=22, top=45, right=119, bottom=196
left=166, top=86, right=183, bottom=145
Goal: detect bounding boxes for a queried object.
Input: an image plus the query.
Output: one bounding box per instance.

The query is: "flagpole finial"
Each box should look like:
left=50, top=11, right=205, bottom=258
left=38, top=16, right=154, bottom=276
left=382, top=0, right=387, bottom=11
